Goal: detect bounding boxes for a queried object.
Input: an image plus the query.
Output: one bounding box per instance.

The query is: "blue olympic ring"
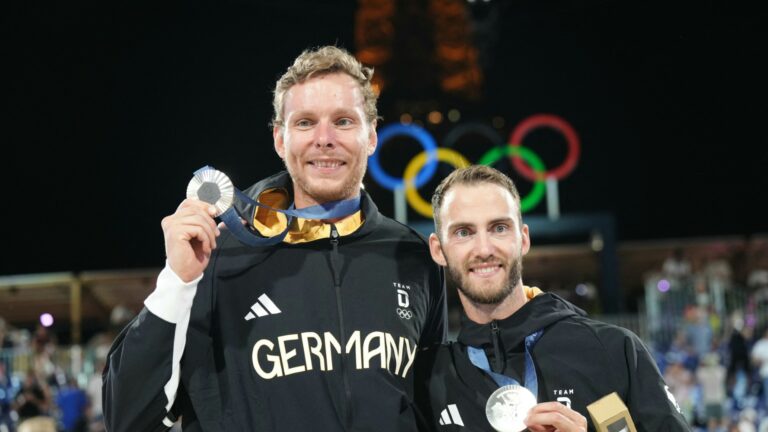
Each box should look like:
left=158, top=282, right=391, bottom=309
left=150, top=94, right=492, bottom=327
left=368, top=123, right=438, bottom=191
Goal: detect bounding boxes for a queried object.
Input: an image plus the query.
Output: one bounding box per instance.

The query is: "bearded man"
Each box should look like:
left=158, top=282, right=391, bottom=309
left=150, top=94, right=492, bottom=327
left=415, top=165, right=689, bottom=432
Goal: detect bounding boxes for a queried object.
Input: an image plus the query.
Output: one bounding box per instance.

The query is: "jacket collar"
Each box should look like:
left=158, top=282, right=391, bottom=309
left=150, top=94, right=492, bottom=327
left=237, top=171, right=382, bottom=240
left=457, top=292, right=585, bottom=350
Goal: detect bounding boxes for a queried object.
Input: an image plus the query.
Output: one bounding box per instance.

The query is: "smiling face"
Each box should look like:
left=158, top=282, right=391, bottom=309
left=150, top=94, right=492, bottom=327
left=273, top=72, right=377, bottom=208
left=429, top=182, right=530, bottom=307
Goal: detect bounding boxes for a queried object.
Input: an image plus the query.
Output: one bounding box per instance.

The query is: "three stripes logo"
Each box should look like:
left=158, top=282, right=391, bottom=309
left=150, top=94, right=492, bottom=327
left=439, top=404, right=464, bottom=427
left=244, top=294, right=282, bottom=320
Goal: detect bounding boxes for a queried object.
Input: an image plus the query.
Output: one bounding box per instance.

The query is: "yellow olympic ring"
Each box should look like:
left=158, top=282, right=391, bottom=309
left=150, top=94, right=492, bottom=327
left=403, top=148, right=471, bottom=218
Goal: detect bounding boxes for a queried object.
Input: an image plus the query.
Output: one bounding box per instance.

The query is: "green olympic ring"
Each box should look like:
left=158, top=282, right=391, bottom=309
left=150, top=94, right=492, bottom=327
left=477, top=145, right=546, bottom=213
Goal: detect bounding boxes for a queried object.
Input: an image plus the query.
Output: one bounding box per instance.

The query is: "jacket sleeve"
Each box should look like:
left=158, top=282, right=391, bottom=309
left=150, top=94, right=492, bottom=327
left=102, top=264, right=202, bottom=432
left=419, top=264, right=448, bottom=347
left=413, top=344, right=441, bottom=432
left=621, top=330, right=691, bottom=432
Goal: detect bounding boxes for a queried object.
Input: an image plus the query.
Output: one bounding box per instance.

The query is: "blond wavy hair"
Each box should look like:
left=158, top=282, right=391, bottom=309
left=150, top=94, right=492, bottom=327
left=271, top=46, right=378, bottom=129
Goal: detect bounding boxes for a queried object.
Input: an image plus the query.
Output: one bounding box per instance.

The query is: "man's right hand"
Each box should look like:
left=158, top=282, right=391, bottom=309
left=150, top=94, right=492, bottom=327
left=524, top=401, right=588, bottom=432
left=161, top=199, right=221, bottom=282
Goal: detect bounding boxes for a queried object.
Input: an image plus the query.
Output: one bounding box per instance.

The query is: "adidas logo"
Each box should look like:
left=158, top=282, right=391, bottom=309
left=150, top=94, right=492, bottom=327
left=244, top=294, right=282, bottom=320
left=439, top=404, right=464, bottom=427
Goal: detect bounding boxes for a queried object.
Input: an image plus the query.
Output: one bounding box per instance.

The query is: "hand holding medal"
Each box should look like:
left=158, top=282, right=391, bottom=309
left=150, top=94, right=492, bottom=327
left=162, top=176, right=223, bottom=283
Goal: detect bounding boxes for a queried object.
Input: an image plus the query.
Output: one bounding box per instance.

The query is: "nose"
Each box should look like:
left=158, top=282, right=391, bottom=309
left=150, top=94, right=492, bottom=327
left=314, top=120, right=336, bottom=149
left=473, top=231, right=495, bottom=258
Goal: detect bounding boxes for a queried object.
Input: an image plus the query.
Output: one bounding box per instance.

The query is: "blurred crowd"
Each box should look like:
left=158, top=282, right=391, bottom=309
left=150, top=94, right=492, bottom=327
left=649, top=248, right=768, bottom=431
left=2, top=244, right=768, bottom=431
left=0, top=306, right=133, bottom=432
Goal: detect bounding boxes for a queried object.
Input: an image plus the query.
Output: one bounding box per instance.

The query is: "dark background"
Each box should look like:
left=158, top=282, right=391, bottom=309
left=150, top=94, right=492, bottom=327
left=5, top=0, right=766, bottom=276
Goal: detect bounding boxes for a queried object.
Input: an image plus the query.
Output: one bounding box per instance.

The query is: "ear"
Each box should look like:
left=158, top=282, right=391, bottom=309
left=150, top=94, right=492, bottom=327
left=367, top=120, right=377, bottom=156
left=429, top=233, right=447, bottom=267
left=273, top=126, right=285, bottom=159
left=521, top=223, right=531, bottom=256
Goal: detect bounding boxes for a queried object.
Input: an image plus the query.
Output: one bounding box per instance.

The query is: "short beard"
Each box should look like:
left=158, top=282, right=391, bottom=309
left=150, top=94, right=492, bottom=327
left=446, top=254, right=523, bottom=305
left=287, top=158, right=367, bottom=205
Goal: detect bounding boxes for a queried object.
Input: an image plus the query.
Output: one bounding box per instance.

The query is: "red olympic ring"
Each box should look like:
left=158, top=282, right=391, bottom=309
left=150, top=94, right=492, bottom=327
left=509, top=114, right=580, bottom=182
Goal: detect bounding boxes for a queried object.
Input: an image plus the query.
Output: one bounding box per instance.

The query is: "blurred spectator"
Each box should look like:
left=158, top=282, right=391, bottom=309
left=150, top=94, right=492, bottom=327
left=696, top=352, right=727, bottom=431
left=694, top=276, right=711, bottom=310
left=686, top=305, right=714, bottom=359
left=736, top=407, right=757, bottom=432
left=750, top=328, right=768, bottom=408
left=705, top=254, right=733, bottom=282
left=108, top=305, right=134, bottom=333
left=727, top=313, right=753, bottom=404
left=759, top=416, right=768, bottom=432
left=55, top=375, right=87, bottom=432
left=749, top=269, right=768, bottom=308
left=84, top=358, right=104, bottom=431
left=705, top=254, right=733, bottom=317
left=30, top=326, right=55, bottom=387
left=668, top=329, right=697, bottom=371
left=665, top=352, right=696, bottom=422
left=748, top=269, right=768, bottom=291
left=0, top=318, right=13, bottom=350
left=12, top=371, right=51, bottom=422
left=16, top=416, right=55, bottom=432
left=0, top=362, right=15, bottom=432
left=663, top=248, right=693, bottom=284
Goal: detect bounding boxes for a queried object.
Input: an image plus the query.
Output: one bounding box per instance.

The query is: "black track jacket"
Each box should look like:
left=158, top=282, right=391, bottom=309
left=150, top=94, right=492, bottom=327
left=103, top=172, right=447, bottom=431
left=415, top=292, right=690, bottom=431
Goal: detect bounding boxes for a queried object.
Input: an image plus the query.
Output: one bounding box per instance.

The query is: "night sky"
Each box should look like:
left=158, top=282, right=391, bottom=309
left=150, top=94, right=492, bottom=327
left=5, top=0, right=766, bottom=276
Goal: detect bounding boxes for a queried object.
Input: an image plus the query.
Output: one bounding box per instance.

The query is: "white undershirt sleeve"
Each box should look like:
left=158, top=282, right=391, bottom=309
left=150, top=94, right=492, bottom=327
left=144, top=261, right=203, bottom=413
left=145, top=262, right=202, bottom=323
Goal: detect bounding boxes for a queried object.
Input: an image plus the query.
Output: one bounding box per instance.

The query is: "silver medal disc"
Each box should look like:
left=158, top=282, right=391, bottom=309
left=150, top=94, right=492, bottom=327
left=186, top=167, right=235, bottom=216
left=485, top=385, right=537, bottom=432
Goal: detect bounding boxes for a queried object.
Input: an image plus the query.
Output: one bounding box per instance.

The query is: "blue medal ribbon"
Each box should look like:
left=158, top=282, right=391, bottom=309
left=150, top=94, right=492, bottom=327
left=194, top=166, right=361, bottom=247
left=467, top=329, right=543, bottom=398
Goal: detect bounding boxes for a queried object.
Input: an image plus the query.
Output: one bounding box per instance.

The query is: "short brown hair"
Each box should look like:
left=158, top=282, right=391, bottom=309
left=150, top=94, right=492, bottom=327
left=271, top=46, right=378, bottom=128
left=431, top=165, right=522, bottom=236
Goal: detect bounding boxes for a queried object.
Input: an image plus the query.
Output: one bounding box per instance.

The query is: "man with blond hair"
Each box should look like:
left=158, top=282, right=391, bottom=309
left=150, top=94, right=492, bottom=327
left=103, top=46, right=446, bottom=432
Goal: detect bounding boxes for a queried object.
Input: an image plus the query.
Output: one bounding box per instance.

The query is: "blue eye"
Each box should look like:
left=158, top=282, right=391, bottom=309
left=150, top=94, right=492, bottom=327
left=493, top=224, right=509, bottom=233
left=455, top=228, right=470, bottom=238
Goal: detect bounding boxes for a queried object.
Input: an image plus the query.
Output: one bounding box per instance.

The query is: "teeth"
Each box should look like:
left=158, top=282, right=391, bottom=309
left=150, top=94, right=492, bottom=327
left=473, top=266, right=498, bottom=274
left=314, top=161, right=342, bottom=168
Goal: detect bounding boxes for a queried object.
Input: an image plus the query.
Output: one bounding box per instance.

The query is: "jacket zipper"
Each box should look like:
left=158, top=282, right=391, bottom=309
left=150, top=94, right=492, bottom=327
left=330, top=224, right=353, bottom=428
left=490, top=320, right=503, bottom=373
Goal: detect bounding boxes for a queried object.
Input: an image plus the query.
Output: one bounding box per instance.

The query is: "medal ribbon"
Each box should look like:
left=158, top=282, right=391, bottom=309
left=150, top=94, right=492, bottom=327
left=194, top=166, right=361, bottom=247
left=467, top=329, right=543, bottom=398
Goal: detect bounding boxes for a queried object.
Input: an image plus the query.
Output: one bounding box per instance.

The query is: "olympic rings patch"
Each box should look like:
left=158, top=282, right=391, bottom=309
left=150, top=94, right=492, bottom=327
left=396, top=308, right=413, bottom=320
left=367, top=113, right=580, bottom=218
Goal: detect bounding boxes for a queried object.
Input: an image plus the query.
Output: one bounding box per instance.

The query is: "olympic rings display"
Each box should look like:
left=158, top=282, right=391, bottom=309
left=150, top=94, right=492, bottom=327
left=368, top=113, right=580, bottom=218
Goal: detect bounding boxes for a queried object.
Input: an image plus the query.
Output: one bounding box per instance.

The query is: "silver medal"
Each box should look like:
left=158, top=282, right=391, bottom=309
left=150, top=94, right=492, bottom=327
left=186, top=167, right=235, bottom=216
left=485, top=385, right=537, bottom=432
